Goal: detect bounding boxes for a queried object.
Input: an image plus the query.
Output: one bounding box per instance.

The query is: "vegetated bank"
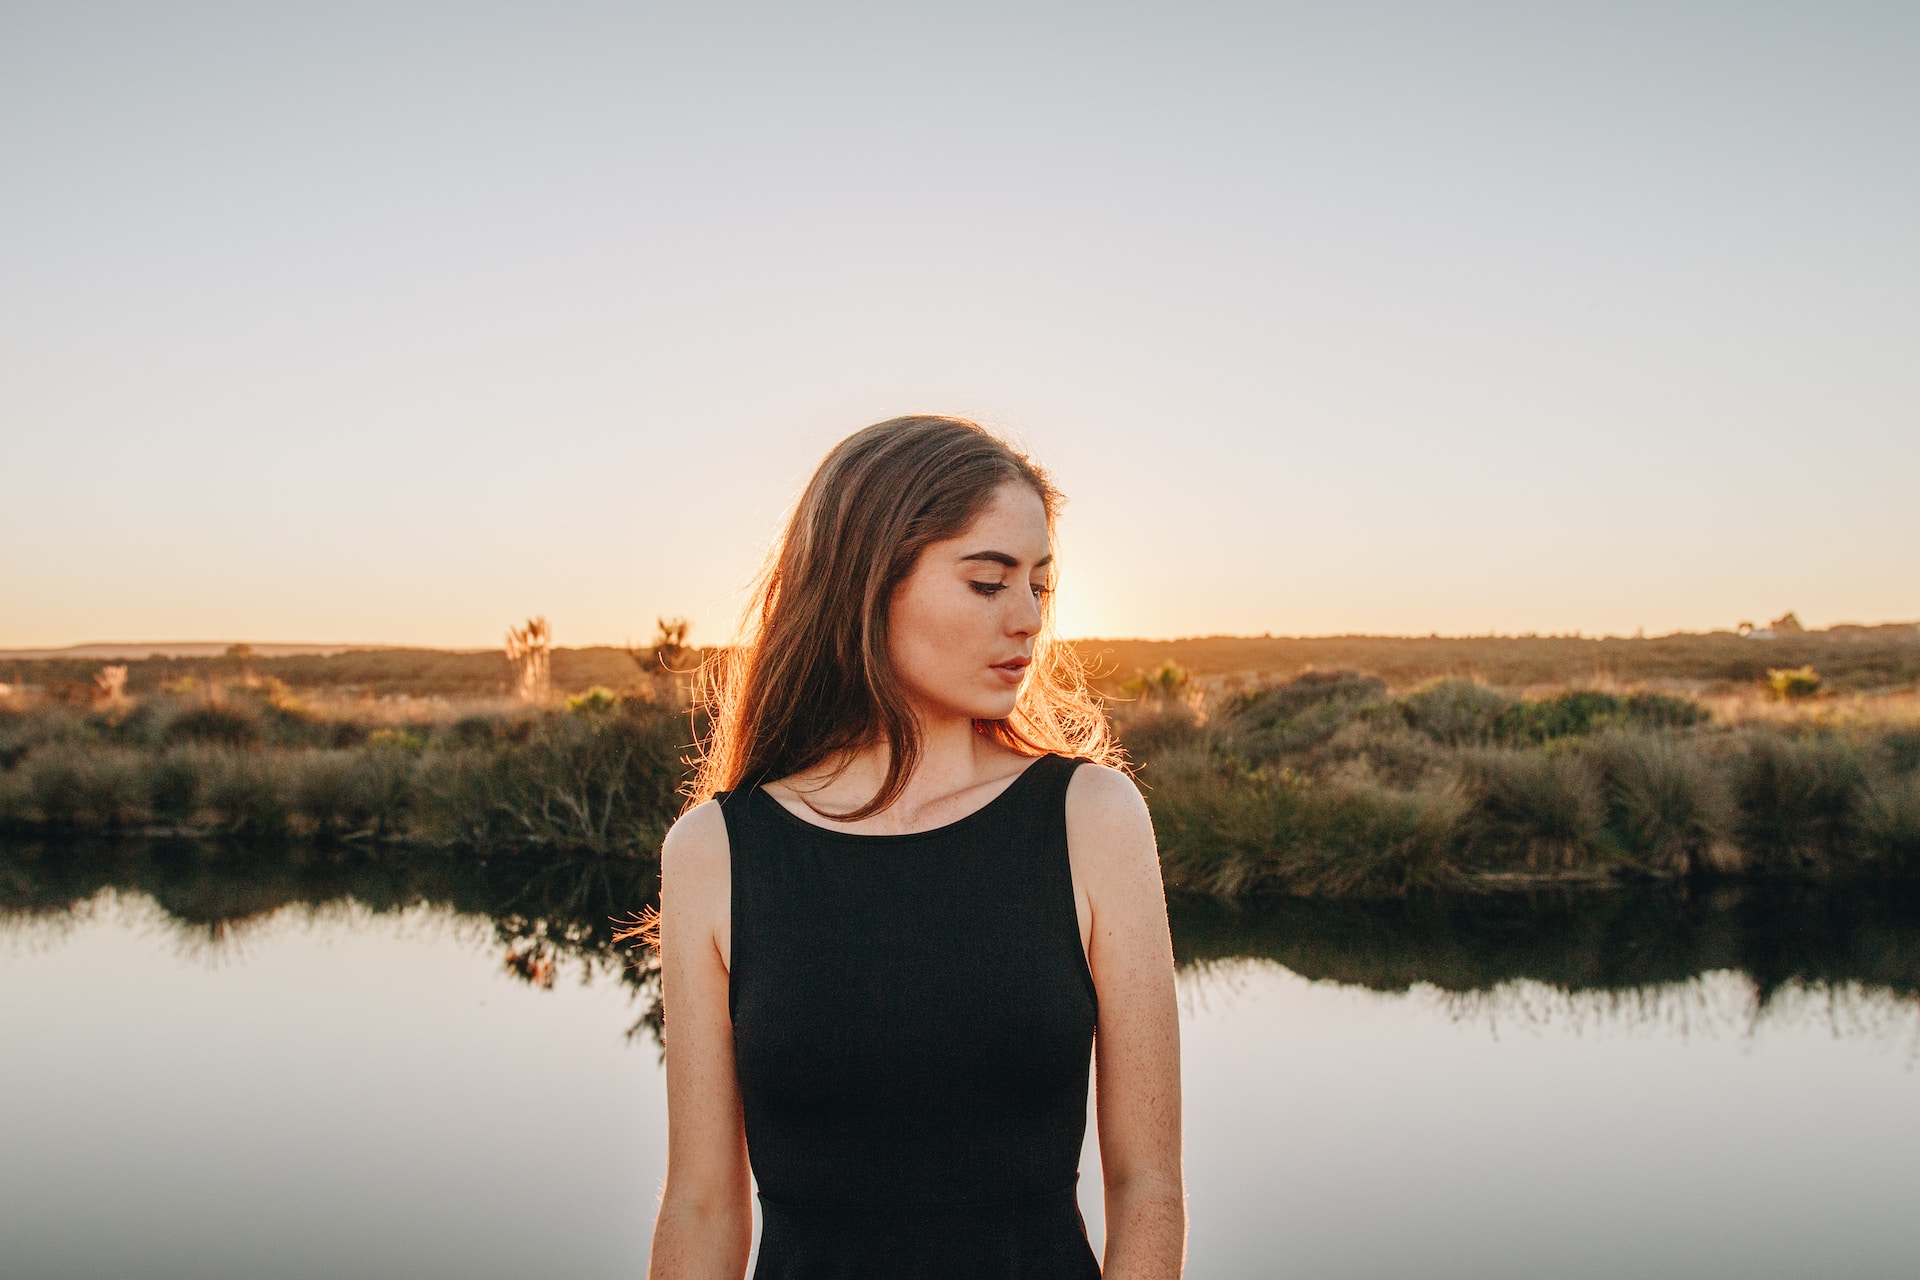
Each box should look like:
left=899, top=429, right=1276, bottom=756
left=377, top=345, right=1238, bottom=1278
left=1113, top=668, right=1920, bottom=897
left=0, top=681, right=695, bottom=857
left=3, top=665, right=1919, bottom=898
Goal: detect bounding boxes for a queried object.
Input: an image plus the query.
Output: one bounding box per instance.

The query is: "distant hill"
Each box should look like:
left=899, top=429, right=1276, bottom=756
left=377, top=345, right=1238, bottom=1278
left=5, top=624, right=1917, bottom=698
left=1072, top=624, right=1920, bottom=693
left=0, top=642, right=397, bottom=661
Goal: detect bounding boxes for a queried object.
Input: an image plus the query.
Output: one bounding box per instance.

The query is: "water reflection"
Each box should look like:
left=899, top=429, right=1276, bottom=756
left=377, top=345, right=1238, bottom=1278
left=9, top=842, right=1920, bottom=1279
left=8, top=839, right=1920, bottom=1044
left=1169, top=885, right=1920, bottom=1041
left=0, top=839, right=665, bottom=1040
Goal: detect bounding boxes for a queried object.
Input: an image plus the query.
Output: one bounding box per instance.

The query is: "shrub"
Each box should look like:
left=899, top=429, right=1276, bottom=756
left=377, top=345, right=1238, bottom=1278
left=565, top=686, right=619, bottom=714
left=1879, top=729, right=1920, bottom=775
left=77, top=750, right=150, bottom=828
left=1860, top=770, right=1920, bottom=874
left=22, top=746, right=88, bottom=827
left=15, top=745, right=149, bottom=829
left=1624, top=691, right=1711, bottom=730
left=1592, top=733, right=1730, bottom=875
left=149, top=747, right=211, bottom=823
left=292, top=751, right=361, bottom=835
left=165, top=703, right=261, bottom=747
left=1148, top=749, right=1459, bottom=897
left=415, top=704, right=691, bottom=854
left=443, top=714, right=503, bottom=748
left=1491, top=689, right=1710, bottom=744
left=0, top=706, right=84, bottom=769
left=286, top=747, right=414, bottom=837
left=1459, top=748, right=1606, bottom=870
left=1113, top=702, right=1207, bottom=766
left=202, top=751, right=294, bottom=838
left=0, top=767, right=27, bottom=829
left=1223, top=670, right=1386, bottom=762
left=345, top=746, right=416, bottom=834
left=411, top=748, right=499, bottom=847
left=364, top=728, right=425, bottom=755
left=1732, top=733, right=1866, bottom=873
left=1397, top=679, right=1514, bottom=745
left=1118, top=663, right=1190, bottom=701
left=1767, top=666, right=1822, bottom=700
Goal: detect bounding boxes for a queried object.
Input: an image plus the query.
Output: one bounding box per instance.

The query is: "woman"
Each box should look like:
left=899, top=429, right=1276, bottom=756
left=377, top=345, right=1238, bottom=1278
left=648, top=416, right=1184, bottom=1278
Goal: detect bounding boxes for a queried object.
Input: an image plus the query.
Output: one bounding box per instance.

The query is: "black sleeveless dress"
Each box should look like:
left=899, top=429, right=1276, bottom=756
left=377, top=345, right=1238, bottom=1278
left=720, top=752, right=1102, bottom=1280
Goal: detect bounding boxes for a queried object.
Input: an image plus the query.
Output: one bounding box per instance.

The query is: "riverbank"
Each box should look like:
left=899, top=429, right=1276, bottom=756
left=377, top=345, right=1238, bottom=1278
left=3, top=672, right=1917, bottom=896
left=1121, top=672, right=1920, bottom=896
left=0, top=685, right=690, bottom=856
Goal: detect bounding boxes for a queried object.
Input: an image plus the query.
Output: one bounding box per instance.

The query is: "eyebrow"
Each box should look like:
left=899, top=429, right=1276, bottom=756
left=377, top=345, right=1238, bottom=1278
left=960, top=551, right=1053, bottom=569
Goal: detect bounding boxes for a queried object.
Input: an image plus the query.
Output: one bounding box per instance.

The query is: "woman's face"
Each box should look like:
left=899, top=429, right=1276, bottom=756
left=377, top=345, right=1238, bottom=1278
left=886, top=481, right=1052, bottom=724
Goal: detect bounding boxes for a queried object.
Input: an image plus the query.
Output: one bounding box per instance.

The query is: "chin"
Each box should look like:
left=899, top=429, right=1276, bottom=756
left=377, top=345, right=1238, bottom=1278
left=968, top=694, right=1021, bottom=723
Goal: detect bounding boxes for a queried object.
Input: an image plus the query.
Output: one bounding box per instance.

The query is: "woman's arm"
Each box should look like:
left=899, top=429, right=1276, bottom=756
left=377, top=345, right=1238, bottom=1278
left=648, top=801, right=753, bottom=1280
left=1067, top=764, right=1186, bottom=1279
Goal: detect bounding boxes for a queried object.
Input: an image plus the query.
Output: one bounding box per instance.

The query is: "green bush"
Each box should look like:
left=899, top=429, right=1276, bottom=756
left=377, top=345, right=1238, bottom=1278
left=565, top=686, right=619, bottom=714
left=1767, top=666, right=1823, bottom=700
left=1491, top=689, right=1710, bottom=743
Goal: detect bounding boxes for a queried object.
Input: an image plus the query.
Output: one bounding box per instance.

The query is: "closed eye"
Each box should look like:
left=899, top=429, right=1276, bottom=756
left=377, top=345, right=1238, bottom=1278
left=970, top=581, right=1008, bottom=596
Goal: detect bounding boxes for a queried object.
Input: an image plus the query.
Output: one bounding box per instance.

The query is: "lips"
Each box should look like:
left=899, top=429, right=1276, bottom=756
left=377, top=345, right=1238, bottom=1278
left=992, top=657, right=1030, bottom=673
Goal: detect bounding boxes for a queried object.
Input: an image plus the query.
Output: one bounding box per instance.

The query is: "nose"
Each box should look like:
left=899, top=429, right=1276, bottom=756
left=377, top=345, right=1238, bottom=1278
left=1007, top=585, right=1042, bottom=638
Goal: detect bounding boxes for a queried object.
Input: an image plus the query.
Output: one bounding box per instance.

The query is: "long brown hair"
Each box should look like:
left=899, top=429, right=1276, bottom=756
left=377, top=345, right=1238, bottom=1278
left=691, top=415, right=1116, bottom=819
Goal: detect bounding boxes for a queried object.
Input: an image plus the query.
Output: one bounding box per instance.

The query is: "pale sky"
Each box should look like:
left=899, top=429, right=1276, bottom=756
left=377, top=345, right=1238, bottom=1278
left=4, top=2, right=1915, bottom=649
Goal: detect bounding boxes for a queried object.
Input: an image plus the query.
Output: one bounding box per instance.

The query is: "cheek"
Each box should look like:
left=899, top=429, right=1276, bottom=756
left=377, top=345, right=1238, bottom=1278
left=891, top=586, right=993, bottom=681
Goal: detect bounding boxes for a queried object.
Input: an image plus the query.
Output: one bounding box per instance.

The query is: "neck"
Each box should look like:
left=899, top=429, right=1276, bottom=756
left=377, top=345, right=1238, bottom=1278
left=808, top=707, right=1001, bottom=816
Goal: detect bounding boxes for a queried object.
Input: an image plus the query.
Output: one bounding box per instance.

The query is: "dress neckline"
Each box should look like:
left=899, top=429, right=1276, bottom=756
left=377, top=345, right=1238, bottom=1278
left=751, top=753, right=1057, bottom=845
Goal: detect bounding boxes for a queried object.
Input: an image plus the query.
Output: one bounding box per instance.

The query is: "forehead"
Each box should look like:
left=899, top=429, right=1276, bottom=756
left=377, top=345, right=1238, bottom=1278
left=948, top=483, right=1050, bottom=551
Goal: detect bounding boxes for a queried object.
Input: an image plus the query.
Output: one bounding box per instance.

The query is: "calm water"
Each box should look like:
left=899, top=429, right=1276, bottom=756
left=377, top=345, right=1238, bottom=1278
left=4, top=844, right=1919, bottom=1279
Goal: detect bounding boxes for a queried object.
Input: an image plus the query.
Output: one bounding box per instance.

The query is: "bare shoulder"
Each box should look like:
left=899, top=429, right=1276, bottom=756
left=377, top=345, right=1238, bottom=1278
left=1065, top=760, right=1151, bottom=825
left=661, top=800, right=730, bottom=897
left=1063, top=762, right=1158, bottom=882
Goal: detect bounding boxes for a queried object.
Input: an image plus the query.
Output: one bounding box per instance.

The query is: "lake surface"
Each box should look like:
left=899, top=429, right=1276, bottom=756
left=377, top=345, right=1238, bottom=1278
left=4, top=843, right=1919, bottom=1279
